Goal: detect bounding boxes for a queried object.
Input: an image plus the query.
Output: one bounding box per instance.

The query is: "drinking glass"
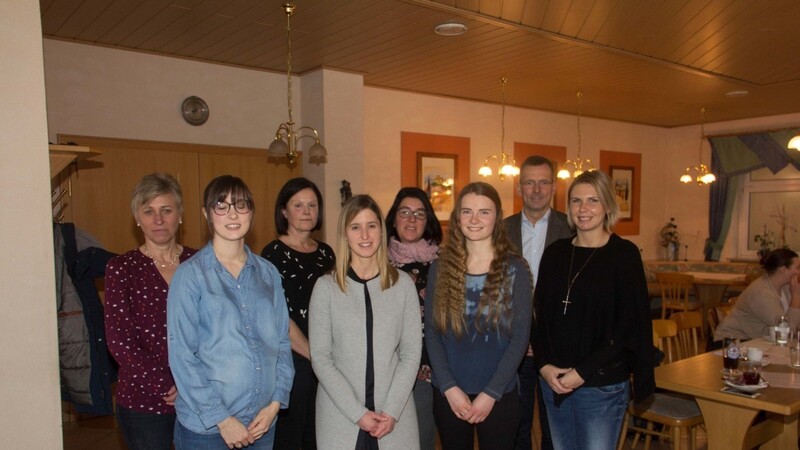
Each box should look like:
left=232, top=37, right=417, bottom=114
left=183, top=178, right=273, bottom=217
left=775, top=315, right=790, bottom=346
left=791, top=343, right=800, bottom=369
left=742, top=361, right=762, bottom=385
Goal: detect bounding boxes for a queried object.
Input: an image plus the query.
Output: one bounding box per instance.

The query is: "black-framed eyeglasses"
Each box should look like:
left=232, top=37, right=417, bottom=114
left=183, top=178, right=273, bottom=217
left=397, top=208, right=427, bottom=220
left=212, top=200, right=252, bottom=216
left=520, top=179, right=554, bottom=189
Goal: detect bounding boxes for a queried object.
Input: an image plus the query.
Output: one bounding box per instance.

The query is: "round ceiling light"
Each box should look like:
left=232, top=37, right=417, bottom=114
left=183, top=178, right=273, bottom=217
left=434, top=22, right=467, bottom=36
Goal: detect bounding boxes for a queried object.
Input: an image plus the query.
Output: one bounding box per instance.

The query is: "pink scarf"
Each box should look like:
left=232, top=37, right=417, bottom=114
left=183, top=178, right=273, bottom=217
left=388, top=237, right=439, bottom=264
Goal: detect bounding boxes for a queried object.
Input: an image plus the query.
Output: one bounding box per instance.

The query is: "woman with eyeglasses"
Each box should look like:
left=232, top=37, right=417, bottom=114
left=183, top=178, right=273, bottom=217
left=168, top=175, right=294, bottom=450
left=384, top=187, right=442, bottom=450
left=105, top=173, right=197, bottom=450
left=425, top=182, right=532, bottom=449
left=261, top=177, right=335, bottom=449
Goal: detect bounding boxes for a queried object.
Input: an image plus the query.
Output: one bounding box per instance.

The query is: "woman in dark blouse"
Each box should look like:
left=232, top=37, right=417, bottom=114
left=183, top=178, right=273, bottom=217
left=532, top=171, right=653, bottom=449
left=105, top=173, right=197, bottom=450
left=261, top=177, right=335, bottom=449
left=385, top=187, right=442, bottom=450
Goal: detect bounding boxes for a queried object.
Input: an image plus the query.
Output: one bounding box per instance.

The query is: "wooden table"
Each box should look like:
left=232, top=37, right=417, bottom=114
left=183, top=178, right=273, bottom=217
left=655, top=343, right=800, bottom=449
left=681, top=271, right=747, bottom=335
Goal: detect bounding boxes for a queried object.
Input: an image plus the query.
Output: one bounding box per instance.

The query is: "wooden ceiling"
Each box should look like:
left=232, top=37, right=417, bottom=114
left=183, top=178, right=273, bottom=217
left=40, top=0, right=800, bottom=127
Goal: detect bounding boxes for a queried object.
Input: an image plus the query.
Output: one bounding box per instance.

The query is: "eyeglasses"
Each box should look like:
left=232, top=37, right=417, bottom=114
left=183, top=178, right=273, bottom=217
left=520, top=179, right=554, bottom=189
left=212, top=200, right=252, bottom=216
left=397, top=208, right=427, bottom=220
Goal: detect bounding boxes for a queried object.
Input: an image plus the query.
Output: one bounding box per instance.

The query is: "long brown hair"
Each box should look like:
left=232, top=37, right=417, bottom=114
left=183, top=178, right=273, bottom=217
left=333, top=195, right=398, bottom=292
left=433, top=182, right=521, bottom=338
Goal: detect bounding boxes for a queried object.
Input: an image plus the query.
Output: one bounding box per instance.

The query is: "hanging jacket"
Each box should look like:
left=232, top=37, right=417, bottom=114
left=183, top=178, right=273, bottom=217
left=54, top=223, right=117, bottom=415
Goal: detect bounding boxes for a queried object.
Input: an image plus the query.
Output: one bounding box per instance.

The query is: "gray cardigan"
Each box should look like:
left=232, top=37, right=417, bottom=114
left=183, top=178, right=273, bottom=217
left=310, top=271, right=421, bottom=449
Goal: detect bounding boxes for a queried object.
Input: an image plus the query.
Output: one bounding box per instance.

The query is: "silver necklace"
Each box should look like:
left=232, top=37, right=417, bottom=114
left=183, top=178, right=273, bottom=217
left=562, top=244, right=598, bottom=314
left=143, top=247, right=179, bottom=268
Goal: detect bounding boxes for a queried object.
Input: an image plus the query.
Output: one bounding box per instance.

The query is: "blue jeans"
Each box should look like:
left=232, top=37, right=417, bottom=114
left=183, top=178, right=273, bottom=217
left=539, top=378, right=629, bottom=450
left=174, top=419, right=275, bottom=450
left=413, top=379, right=436, bottom=450
left=116, top=405, right=175, bottom=450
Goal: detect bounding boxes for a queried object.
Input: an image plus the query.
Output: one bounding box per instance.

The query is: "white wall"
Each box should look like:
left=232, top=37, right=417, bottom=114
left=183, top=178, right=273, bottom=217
left=1, top=1, right=62, bottom=447
left=44, top=39, right=291, bottom=148
left=43, top=39, right=800, bottom=261
left=363, top=87, right=674, bottom=258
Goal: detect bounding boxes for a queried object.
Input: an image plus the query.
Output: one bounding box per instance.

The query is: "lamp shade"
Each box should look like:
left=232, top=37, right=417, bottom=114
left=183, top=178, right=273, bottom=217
left=268, top=138, right=289, bottom=157
left=789, top=135, right=800, bottom=150
left=308, top=142, right=327, bottom=160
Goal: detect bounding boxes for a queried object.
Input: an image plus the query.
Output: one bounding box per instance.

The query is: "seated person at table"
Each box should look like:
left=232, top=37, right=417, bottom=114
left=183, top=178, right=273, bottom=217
left=713, top=248, right=800, bottom=342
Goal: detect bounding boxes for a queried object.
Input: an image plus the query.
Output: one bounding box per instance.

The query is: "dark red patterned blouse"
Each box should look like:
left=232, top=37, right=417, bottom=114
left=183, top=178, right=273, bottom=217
left=104, top=246, right=197, bottom=414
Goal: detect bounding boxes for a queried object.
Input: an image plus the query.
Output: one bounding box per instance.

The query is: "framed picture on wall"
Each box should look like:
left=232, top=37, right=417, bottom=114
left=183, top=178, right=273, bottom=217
left=401, top=132, right=471, bottom=231
left=417, top=153, right=456, bottom=222
left=610, top=166, right=634, bottom=222
left=600, top=150, right=641, bottom=235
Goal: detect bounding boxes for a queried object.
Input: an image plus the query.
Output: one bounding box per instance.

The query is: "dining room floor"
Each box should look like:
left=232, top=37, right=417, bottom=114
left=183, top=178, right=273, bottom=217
left=62, top=413, right=708, bottom=450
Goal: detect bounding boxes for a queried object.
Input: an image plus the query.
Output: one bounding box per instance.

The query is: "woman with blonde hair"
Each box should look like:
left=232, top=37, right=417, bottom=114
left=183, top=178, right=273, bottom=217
left=105, top=173, right=197, bottom=450
left=310, top=194, right=422, bottom=449
left=532, top=171, right=653, bottom=449
left=425, top=182, right=532, bottom=449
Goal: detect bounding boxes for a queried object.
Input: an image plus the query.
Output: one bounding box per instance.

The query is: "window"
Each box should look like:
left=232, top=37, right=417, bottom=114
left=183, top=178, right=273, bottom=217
left=737, top=165, right=800, bottom=258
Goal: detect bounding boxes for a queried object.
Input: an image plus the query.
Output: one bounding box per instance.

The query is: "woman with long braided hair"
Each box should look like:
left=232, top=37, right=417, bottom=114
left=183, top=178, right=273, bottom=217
left=425, top=182, right=532, bottom=449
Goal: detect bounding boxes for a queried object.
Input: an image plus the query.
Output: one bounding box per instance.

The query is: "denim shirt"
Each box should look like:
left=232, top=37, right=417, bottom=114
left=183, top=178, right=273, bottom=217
left=167, top=243, right=294, bottom=433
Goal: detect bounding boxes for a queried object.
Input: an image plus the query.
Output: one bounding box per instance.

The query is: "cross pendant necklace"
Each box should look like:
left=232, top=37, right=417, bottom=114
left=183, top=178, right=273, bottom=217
left=562, top=244, right=598, bottom=314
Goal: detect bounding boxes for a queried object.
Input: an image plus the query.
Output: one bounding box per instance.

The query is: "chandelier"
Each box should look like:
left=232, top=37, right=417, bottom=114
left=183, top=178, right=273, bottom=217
left=478, top=77, right=520, bottom=180
left=557, top=91, right=594, bottom=179
left=680, top=107, right=716, bottom=185
left=268, top=3, right=327, bottom=165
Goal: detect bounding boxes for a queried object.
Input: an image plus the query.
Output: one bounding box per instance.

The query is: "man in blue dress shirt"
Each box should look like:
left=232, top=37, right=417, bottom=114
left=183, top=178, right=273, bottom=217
left=504, top=155, right=572, bottom=450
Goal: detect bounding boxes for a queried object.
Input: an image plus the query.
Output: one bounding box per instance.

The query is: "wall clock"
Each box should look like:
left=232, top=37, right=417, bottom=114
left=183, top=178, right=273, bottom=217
left=181, top=96, right=209, bottom=126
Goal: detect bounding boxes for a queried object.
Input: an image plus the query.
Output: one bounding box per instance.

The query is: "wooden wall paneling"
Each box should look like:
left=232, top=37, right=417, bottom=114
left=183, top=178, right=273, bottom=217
left=513, top=142, right=567, bottom=214
left=57, top=139, right=202, bottom=253
left=57, top=135, right=300, bottom=255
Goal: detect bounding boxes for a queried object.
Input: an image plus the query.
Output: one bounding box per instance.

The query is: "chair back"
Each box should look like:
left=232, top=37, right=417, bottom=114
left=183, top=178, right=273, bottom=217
left=652, top=319, right=681, bottom=364
left=671, top=311, right=704, bottom=357
left=657, top=272, right=695, bottom=318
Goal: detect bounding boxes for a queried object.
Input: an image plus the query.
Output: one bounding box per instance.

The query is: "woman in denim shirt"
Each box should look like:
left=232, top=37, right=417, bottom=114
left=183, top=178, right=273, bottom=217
left=168, top=175, right=294, bottom=449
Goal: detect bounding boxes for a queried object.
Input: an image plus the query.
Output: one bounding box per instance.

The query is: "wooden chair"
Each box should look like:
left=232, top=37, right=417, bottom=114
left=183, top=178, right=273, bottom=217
left=657, top=272, right=701, bottom=319
left=617, top=319, right=704, bottom=450
left=671, top=311, right=704, bottom=358
left=652, top=319, right=682, bottom=363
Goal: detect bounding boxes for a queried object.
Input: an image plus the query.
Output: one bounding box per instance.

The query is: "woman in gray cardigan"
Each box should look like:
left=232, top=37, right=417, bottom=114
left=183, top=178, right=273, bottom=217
left=310, top=195, right=422, bottom=449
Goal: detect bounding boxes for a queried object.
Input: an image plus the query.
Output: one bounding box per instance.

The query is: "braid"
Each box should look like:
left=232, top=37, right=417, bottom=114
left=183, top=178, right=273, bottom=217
left=434, top=223, right=468, bottom=338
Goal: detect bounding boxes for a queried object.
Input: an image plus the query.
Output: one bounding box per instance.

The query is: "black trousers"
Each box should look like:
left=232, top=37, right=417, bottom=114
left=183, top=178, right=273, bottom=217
left=515, top=355, right=553, bottom=450
left=273, top=354, right=317, bottom=450
left=433, top=387, right=520, bottom=450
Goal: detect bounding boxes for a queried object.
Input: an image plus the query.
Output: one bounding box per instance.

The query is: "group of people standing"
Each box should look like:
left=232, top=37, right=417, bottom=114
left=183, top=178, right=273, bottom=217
left=104, top=154, right=654, bottom=450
